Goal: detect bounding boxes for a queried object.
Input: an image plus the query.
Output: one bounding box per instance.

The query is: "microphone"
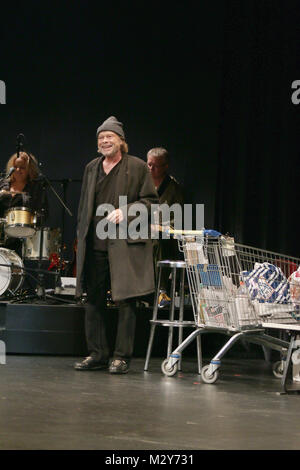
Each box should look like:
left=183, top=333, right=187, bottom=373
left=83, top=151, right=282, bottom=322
left=16, top=133, right=25, bottom=156
left=6, top=167, right=15, bottom=179
left=17, top=133, right=25, bottom=145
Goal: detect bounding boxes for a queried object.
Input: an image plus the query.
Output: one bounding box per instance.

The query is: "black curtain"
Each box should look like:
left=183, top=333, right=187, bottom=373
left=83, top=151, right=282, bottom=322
left=1, top=2, right=299, bottom=259
left=215, top=1, right=300, bottom=257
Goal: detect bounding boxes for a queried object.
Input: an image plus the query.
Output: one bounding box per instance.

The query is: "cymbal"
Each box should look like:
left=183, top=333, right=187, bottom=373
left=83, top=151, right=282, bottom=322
left=0, top=189, right=29, bottom=195
left=10, top=191, right=28, bottom=195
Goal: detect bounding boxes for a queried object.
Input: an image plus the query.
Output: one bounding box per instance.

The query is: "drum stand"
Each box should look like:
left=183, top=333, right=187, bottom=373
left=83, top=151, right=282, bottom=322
left=1, top=137, right=74, bottom=304
left=13, top=235, right=74, bottom=305
left=12, top=169, right=74, bottom=304
left=36, top=206, right=47, bottom=299
left=31, top=174, right=73, bottom=303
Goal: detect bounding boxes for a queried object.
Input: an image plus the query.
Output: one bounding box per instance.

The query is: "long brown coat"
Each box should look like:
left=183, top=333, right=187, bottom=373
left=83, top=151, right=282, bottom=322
left=76, top=153, right=158, bottom=301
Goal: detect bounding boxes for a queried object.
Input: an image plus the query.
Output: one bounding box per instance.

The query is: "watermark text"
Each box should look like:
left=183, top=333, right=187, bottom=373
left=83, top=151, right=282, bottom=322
left=95, top=198, right=205, bottom=240
left=0, top=340, right=6, bottom=365
left=291, top=80, right=300, bottom=105
left=0, top=80, right=6, bottom=104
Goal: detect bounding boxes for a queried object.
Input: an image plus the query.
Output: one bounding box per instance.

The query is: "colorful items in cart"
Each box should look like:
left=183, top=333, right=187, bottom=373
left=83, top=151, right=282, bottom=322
left=241, top=262, right=290, bottom=304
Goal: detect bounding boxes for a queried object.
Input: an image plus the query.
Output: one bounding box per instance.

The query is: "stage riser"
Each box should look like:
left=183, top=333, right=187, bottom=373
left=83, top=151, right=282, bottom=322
left=0, top=303, right=87, bottom=355
left=0, top=303, right=171, bottom=357
left=0, top=303, right=265, bottom=358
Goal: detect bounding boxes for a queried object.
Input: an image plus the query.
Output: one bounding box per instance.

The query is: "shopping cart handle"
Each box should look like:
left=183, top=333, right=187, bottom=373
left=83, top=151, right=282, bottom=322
left=203, top=229, right=222, bottom=237
left=170, top=228, right=222, bottom=237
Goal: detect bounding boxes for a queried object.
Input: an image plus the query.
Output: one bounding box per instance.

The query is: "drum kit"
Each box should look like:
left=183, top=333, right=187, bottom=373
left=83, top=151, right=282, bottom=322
left=0, top=202, right=61, bottom=299
left=0, top=133, right=76, bottom=302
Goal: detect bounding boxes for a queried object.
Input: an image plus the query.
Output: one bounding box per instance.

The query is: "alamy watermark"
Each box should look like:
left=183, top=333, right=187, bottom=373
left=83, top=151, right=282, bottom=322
left=0, top=340, right=6, bottom=365
left=0, top=80, right=6, bottom=104
left=95, top=198, right=204, bottom=240
left=291, top=80, right=300, bottom=105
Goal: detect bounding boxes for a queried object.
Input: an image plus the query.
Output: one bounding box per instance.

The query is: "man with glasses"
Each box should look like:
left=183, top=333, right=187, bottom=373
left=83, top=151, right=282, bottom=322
left=147, top=147, right=184, bottom=308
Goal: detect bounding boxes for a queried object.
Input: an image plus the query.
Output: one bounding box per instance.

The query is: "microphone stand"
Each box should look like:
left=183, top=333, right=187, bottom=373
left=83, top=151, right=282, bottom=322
left=49, top=178, right=81, bottom=276
left=16, top=133, right=26, bottom=160
left=8, top=134, right=75, bottom=303
left=34, top=166, right=73, bottom=301
left=19, top=145, right=73, bottom=302
left=36, top=180, right=46, bottom=299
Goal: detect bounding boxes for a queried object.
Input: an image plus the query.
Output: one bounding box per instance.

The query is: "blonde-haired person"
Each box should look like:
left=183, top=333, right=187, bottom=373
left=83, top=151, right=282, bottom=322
left=0, top=151, right=49, bottom=253
left=5, top=151, right=40, bottom=183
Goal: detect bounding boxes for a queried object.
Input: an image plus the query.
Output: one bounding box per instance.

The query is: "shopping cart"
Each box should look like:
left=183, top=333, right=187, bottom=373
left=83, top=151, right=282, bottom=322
left=160, top=230, right=300, bottom=393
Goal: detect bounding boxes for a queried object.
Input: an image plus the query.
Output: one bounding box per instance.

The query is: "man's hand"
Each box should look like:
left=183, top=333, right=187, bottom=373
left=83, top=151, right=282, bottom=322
left=106, top=208, right=124, bottom=224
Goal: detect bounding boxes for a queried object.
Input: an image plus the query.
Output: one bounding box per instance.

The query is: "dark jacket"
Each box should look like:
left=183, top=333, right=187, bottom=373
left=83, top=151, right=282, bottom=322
left=76, top=153, right=158, bottom=301
left=153, top=175, right=185, bottom=267
left=157, top=174, right=184, bottom=207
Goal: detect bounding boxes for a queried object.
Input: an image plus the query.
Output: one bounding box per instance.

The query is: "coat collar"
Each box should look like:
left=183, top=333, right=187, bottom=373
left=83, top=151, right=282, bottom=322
left=86, top=157, right=101, bottom=219
left=86, top=153, right=129, bottom=216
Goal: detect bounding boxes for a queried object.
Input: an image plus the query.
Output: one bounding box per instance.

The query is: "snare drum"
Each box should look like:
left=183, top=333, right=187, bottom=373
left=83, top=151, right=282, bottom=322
left=5, top=207, right=37, bottom=238
left=0, top=248, right=24, bottom=296
left=24, top=227, right=61, bottom=260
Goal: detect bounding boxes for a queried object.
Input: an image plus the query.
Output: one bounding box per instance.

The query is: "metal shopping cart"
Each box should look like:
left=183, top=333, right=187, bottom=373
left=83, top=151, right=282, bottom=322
left=160, top=230, right=300, bottom=393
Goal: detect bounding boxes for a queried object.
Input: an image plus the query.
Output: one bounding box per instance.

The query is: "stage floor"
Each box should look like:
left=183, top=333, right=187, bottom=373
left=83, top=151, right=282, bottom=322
left=0, top=355, right=299, bottom=450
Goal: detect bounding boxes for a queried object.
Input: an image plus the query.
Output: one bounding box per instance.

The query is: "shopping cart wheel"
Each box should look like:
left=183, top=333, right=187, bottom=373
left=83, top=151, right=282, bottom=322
left=201, top=365, right=219, bottom=384
left=161, top=359, right=178, bottom=377
left=272, top=360, right=284, bottom=379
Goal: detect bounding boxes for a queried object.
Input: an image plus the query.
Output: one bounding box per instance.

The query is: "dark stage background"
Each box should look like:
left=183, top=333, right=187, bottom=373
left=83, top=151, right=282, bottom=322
left=0, top=1, right=299, bottom=262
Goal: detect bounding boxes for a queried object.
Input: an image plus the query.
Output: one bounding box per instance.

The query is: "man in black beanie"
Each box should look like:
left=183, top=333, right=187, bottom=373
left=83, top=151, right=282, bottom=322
left=74, top=116, right=158, bottom=373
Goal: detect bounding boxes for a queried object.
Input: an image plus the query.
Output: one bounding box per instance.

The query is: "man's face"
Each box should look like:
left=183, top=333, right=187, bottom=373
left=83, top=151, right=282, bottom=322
left=97, top=131, right=122, bottom=158
left=147, top=155, right=168, bottom=180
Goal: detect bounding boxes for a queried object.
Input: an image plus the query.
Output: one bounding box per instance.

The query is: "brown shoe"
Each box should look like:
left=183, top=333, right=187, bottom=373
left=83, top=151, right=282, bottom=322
left=74, top=356, right=108, bottom=371
left=109, top=359, right=129, bottom=374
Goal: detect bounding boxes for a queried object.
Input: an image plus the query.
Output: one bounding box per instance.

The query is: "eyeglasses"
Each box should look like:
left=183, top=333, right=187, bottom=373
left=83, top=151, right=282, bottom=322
left=147, top=163, right=166, bottom=169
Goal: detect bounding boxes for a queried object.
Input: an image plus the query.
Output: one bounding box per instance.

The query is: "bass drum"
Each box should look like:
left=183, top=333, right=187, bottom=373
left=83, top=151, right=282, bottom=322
left=0, top=248, right=24, bottom=296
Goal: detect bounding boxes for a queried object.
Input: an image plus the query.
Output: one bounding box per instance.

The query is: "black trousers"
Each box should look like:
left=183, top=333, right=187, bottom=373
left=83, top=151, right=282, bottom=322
left=85, top=250, right=136, bottom=363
